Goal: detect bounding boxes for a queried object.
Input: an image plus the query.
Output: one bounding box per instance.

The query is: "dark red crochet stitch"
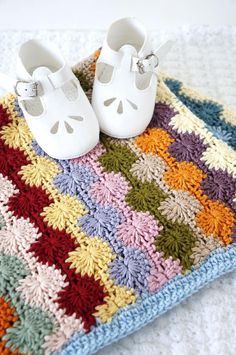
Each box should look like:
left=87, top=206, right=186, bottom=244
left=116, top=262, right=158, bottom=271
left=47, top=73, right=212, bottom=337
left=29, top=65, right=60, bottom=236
left=8, top=170, right=29, bottom=191
left=56, top=272, right=108, bottom=331
left=0, top=104, right=12, bottom=127
left=7, top=185, right=52, bottom=224
left=28, top=226, right=78, bottom=269
left=0, top=138, right=29, bottom=180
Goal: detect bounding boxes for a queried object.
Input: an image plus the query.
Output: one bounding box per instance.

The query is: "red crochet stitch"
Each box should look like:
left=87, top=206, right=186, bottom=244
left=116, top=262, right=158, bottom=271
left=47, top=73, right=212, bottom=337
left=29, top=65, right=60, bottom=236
left=56, top=272, right=108, bottom=331
left=28, top=226, right=78, bottom=269
left=0, top=138, right=29, bottom=180
left=7, top=185, right=52, bottom=224
left=0, top=105, right=12, bottom=127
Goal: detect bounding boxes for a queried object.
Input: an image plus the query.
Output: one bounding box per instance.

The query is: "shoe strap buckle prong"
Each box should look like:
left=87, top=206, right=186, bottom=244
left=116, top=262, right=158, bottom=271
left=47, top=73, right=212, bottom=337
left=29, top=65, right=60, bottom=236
left=14, top=80, right=39, bottom=98
left=136, top=53, right=159, bottom=74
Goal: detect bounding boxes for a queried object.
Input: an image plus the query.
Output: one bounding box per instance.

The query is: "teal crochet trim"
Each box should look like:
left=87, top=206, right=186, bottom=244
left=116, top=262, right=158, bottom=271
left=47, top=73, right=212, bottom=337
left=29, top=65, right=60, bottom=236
left=57, top=245, right=236, bottom=355
left=164, top=78, right=236, bottom=149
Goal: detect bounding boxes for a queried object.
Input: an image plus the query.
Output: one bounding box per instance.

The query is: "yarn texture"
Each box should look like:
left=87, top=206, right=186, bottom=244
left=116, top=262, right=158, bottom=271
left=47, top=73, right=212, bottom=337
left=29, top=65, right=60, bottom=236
left=0, top=49, right=235, bottom=355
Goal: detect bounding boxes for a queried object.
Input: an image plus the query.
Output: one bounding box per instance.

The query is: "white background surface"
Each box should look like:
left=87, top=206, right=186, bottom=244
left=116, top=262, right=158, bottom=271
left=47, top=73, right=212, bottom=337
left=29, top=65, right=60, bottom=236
left=0, top=1, right=236, bottom=355
left=0, top=0, right=236, bottom=29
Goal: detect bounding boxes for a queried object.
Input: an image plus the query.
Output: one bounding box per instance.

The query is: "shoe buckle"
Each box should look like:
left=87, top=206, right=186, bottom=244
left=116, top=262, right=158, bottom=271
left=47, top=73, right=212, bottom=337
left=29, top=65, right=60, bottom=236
left=136, top=53, right=159, bottom=74
left=14, top=80, right=39, bottom=97
left=136, top=59, right=145, bottom=74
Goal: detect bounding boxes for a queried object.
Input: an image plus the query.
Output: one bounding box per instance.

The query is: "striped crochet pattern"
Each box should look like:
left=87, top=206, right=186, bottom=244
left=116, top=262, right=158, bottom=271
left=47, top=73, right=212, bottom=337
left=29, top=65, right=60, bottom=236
left=0, top=49, right=235, bottom=355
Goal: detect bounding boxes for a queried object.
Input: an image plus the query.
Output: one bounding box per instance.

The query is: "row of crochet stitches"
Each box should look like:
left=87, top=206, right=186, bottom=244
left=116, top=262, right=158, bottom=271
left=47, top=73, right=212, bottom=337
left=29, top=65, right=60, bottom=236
left=0, top=50, right=235, bottom=354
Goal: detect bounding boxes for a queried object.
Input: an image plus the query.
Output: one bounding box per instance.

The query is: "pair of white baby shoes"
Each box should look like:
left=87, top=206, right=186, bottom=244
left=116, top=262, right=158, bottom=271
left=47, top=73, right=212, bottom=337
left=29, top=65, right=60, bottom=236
left=0, top=17, right=172, bottom=159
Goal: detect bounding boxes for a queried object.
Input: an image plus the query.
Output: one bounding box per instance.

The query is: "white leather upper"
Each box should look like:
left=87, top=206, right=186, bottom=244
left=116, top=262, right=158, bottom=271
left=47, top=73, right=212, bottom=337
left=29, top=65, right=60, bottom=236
left=92, top=17, right=161, bottom=138
left=0, top=39, right=99, bottom=159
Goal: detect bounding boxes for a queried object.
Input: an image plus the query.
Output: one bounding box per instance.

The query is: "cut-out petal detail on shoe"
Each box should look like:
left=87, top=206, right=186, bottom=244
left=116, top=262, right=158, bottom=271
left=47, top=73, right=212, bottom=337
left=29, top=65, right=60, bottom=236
left=68, top=116, right=84, bottom=122
left=64, top=121, right=73, bottom=134
left=96, top=62, right=114, bottom=83
left=104, top=98, right=116, bottom=106
left=117, top=101, right=123, bottom=114
left=126, top=99, right=138, bottom=110
left=62, top=81, right=79, bottom=101
left=50, top=121, right=59, bottom=134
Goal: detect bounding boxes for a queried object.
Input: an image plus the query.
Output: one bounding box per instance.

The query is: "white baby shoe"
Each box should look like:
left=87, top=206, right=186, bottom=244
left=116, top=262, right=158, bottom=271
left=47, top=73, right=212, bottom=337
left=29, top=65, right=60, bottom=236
left=92, top=17, right=172, bottom=138
left=0, top=40, right=99, bottom=159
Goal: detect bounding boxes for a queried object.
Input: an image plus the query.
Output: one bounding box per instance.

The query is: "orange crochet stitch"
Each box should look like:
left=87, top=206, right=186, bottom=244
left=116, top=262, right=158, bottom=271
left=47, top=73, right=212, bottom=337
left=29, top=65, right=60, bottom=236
left=163, top=161, right=206, bottom=193
left=196, top=200, right=235, bottom=244
left=0, top=297, right=19, bottom=354
left=0, top=297, right=18, bottom=337
left=135, top=128, right=175, bottom=164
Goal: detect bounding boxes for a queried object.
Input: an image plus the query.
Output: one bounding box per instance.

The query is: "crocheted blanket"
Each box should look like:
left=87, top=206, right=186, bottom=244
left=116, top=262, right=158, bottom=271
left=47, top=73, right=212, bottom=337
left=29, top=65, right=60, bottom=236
left=0, top=49, right=235, bottom=355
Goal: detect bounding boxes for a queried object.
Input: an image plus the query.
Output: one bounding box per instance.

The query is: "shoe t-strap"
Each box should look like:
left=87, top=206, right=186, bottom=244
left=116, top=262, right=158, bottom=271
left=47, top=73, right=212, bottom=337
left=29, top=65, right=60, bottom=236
left=131, top=40, right=174, bottom=74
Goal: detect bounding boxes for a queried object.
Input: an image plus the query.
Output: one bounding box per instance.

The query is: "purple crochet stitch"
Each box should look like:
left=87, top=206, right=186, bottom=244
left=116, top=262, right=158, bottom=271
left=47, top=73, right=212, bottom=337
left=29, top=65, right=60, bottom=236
left=168, top=132, right=208, bottom=164
left=148, top=103, right=178, bottom=137
left=201, top=168, right=236, bottom=208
